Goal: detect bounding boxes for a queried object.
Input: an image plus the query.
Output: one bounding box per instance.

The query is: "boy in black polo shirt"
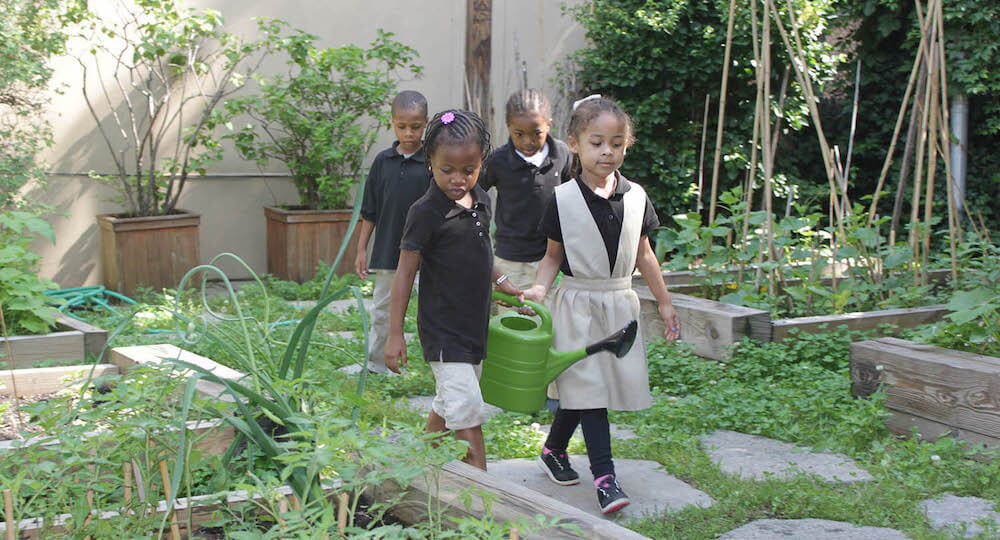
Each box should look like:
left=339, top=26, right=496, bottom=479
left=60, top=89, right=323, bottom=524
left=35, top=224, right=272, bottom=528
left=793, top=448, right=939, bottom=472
left=355, top=91, right=430, bottom=373
left=384, top=109, right=522, bottom=471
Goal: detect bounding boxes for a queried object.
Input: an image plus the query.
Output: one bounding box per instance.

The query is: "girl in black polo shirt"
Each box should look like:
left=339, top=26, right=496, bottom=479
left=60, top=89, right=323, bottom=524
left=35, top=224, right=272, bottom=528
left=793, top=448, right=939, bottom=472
left=524, top=96, right=680, bottom=514
left=384, top=109, right=523, bottom=471
left=482, top=89, right=572, bottom=295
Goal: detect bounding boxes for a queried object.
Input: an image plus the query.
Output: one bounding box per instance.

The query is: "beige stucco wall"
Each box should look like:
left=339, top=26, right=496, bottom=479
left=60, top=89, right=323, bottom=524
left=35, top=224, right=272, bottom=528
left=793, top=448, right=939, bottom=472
left=28, top=0, right=586, bottom=288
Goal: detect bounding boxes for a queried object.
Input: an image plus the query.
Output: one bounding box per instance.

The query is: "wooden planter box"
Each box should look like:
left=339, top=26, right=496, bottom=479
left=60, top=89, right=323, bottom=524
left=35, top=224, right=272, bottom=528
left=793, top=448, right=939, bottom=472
left=0, top=315, right=108, bottom=368
left=97, top=211, right=200, bottom=298
left=265, top=206, right=360, bottom=283
left=636, top=277, right=949, bottom=361
left=850, top=338, right=1000, bottom=456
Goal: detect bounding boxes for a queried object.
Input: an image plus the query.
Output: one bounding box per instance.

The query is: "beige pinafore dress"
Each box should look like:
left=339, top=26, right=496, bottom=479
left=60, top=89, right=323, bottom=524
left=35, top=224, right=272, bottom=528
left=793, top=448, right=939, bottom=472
left=548, top=178, right=652, bottom=411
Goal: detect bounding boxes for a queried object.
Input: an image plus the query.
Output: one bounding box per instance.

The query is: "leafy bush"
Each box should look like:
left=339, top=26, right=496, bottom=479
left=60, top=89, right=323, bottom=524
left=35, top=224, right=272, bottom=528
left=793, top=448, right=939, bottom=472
left=223, top=20, right=421, bottom=210
left=0, top=210, right=61, bottom=335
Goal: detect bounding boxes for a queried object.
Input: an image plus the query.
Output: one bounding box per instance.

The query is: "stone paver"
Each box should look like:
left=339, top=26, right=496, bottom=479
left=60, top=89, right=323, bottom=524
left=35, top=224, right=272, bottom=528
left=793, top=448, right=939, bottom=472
left=700, top=430, right=873, bottom=483
left=291, top=298, right=374, bottom=315
left=487, top=456, right=714, bottom=521
left=920, top=494, right=1000, bottom=538
left=716, top=519, right=910, bottom=539
left=535, top=423, right=638, bottom=445
left=405, top=396, right=504, bottom=420
left=337, top=364, right=399, bottom=377
left=328, top=331, right=414, bottom=342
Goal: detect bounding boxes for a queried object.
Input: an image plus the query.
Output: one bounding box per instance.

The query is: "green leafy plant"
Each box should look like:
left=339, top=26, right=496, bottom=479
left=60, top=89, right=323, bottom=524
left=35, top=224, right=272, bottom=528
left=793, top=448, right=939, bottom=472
left=222, top=19, right=422, bottom=210
left=0, top=210, right=62, bottom=334
left=74, top=0, right=260, bottom=217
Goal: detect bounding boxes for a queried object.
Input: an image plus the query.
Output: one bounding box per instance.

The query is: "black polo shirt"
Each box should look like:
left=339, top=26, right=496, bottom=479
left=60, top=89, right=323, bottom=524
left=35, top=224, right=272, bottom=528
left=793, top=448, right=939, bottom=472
left=481, top=135, right=572, bottom=262
left=400, top=183, right=493, bottom=364
left=538, top=174, right=660, bottom=277
left=360, top=142, right=432, bottom=270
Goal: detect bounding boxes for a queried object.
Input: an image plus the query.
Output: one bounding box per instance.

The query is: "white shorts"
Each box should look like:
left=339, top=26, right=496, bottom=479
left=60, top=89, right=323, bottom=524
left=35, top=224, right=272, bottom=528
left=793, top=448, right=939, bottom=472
left=429, top=360, right=485, bottom=431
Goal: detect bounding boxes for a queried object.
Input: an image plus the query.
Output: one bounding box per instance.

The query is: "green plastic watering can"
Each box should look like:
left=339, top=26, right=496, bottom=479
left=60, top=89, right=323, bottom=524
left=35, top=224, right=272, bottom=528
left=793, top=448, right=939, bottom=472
left=481, top=291, right=638, bottom=414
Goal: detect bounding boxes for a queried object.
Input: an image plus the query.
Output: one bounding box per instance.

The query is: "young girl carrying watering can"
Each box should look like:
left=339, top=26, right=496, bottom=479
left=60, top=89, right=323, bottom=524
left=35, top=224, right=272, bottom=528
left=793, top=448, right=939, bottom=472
left=522, top=95, right=680, bottom=514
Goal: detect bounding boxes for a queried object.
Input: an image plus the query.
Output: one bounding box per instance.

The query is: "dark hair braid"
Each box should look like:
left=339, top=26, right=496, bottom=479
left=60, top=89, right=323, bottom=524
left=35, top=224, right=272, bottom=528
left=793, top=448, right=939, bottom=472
left=423, top=109, right=491, bottom=166
left=505, top=88, right=552, bottom=123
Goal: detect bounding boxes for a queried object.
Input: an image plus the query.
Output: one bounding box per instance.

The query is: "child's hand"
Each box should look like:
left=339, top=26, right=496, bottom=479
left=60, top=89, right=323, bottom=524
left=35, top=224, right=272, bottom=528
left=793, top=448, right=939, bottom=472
left=384, top=333, right=407, bottom=374
left=354, top=251, right=368, bottom=279
left=522, top=285, right=546, bottom=303
left=660, top=302, right=680, bottom=341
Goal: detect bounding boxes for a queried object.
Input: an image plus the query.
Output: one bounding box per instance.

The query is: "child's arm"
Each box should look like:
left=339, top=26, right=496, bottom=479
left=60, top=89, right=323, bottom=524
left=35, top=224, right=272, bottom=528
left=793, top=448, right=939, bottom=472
left=384, top=249, right=420, bottom=373
left=636, top=235, right=680, bottom=341
left=354, top=219, right=375, bottom=279
left=523, top=239, right=565, bottom=303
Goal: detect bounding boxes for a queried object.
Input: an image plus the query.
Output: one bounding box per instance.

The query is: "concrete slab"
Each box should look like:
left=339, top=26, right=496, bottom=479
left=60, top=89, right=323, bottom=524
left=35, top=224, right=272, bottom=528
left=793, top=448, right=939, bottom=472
left=327, top=331, right=414, bottom=342
left=337, top=364, right=400, bottom=377
left=920, top=494, right=1000, bottom=538
left=536, top=423, right=638, bottom=445
left=487, top=456, right=714, bottom=521
left=405, top=395, right=504, bottom=420
left=700, top=430, right=873, bottom=483
left=716, top=519, right=910, bottom=539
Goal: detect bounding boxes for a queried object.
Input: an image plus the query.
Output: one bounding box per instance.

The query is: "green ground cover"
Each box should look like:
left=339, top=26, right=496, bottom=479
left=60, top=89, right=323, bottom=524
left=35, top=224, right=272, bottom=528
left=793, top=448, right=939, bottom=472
left=58, top=273, right=999, bottom=539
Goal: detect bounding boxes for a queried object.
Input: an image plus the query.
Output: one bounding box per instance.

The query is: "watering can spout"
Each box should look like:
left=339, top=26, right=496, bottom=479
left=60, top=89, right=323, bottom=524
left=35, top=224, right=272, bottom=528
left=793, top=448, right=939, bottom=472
left=544, top=320, right=638, bottom=384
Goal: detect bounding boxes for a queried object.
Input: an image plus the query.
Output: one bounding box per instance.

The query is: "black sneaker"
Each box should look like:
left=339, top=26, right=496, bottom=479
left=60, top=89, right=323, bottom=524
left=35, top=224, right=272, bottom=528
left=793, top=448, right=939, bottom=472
left=596, top=475, right=630, bottom=514
left=537, top=451, right=580, bottom=486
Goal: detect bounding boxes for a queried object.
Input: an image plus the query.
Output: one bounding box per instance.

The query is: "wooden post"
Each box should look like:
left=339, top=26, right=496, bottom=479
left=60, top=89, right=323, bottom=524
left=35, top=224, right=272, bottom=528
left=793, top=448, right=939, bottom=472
left=123, top=462, right=133, bottom=513
left=3, top=489, right=14, bottom=540
left=707, top=0, right=738, bottom=224
left=465, top=0, right=492, bottom=130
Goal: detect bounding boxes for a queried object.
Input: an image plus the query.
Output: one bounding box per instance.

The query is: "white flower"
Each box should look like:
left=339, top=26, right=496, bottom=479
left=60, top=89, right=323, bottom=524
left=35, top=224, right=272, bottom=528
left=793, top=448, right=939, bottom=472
left=875, top=364, right=884, bottom=372
left=709, top=380, right=717, bottom=385
left=931, top=455, right=941, bottom=464
left=513, top=420, right=521, bottom=425
left=530, top=422, right=541, bottom=431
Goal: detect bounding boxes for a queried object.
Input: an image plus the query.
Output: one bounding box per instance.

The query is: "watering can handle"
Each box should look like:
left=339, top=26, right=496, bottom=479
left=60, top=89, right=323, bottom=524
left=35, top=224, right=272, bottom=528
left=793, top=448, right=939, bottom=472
left=492, top=291, right=552, bottom=335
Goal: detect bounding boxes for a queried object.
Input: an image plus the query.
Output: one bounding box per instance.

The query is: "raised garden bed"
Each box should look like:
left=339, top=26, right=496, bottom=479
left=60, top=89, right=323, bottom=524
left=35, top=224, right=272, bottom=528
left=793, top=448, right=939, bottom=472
left=850, top=337, right=1000, bottom=456
left=0, top=315, right=108, bottom=368
left=635, top=269, right=952, bottom=360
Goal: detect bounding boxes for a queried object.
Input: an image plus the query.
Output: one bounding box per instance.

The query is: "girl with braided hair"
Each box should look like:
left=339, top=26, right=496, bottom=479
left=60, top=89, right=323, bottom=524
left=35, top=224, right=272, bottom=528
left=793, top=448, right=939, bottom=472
left=385, top=109, right=523, bottom=470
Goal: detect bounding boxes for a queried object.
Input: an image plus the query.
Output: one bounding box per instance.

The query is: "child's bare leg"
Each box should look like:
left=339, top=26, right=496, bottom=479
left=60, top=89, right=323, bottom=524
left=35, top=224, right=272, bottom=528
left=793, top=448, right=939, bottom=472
left=454, top=426, right=486, bottom=470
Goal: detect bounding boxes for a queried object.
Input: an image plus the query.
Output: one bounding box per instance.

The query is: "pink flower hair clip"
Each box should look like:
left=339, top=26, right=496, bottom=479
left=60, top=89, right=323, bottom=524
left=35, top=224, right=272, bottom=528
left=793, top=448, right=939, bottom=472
left=441, top=111, right=456, bottom=124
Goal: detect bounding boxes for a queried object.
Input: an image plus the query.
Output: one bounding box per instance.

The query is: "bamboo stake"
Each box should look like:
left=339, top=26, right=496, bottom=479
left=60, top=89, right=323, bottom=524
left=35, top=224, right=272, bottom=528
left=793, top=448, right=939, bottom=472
left=890, top=59, right=926, bottom=245
left=123, top=462, right=133, bottom=513
left=697, top=94, right=711, bottom=213
left=336, top=492, right=349, bottom=534
left=934, top=0, right=959, bottom=280
left=761, top=0, right=776, bottom=295
left=739, top=0, right=765, bottom=286
left=908, top=1, right=937, bottom=272
left=708, top=0, right=739, bottom=224
left=82, top=489, right=95, bottom=540
left=290, top=493, right=302, bottom=511
left=510, top=527, right=520, bottom=540
left=3, top=489, right=14, bottom=540
left=920, top=43, right=940, bottom=285
left=843, top=59, right=862, bottom=189
left=867, top=0, right=937, bottom=225
left=158, top=459, right=181, bottom=540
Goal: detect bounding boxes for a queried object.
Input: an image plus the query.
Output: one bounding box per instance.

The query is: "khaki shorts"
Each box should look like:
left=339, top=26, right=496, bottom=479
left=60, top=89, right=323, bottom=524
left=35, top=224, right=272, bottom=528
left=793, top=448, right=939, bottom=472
left=429, top=359, right=485, bottom=431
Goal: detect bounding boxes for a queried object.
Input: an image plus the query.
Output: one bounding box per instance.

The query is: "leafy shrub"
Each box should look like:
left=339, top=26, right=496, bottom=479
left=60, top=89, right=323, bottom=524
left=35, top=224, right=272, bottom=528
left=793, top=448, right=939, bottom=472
left=0, top=210, right=61, bottom=334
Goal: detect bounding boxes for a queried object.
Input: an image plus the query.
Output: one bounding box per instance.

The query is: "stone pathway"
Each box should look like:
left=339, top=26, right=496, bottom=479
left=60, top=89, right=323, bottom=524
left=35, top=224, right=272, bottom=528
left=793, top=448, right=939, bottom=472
left=920, top=494, right=1000, bottom=538
left=405, top=395, right=505, bottom=420
left=716, top=519, right=911, bottom=539
left=699, top=430, right=873, bottom=483
left=487, top=456, right=714, bottom=521
left=291, top=298, right=374, bottom=315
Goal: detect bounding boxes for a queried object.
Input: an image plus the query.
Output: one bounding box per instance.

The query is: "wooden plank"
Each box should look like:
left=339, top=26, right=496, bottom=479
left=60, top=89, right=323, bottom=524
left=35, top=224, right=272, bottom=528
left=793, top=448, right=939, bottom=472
left=774, top=305, right=949, bottom=341
left=851, top=338, right=1000, bottom=441
left=465, top=0, right=492, bottom=129
left=0, top=481, right=341, bottom=538
left=370, top=459, right=649, bottom=540
left=0, top=418, right=234, bottom=457
left=636, top=285, right=770, bottom=360
left=110, top=344, right=247, bottom=402
left=0, top=331, right=85, bottom=369
left=56, top=316, right=108, bottom=362
left=0, top=364, right=117, bottom=398
left=884, top=409, right=998, bottom=459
